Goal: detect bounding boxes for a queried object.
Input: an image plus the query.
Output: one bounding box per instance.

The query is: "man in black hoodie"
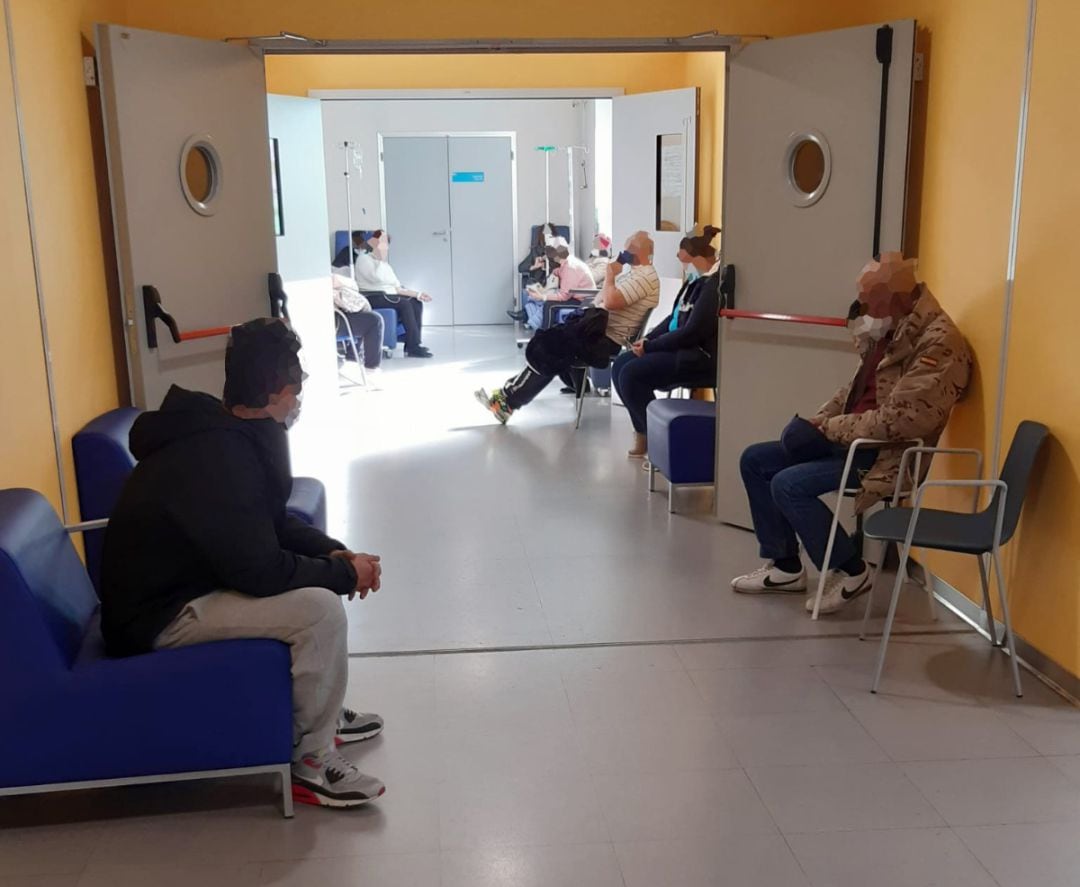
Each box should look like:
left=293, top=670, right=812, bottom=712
left=100, top=319, right=385, bottom=808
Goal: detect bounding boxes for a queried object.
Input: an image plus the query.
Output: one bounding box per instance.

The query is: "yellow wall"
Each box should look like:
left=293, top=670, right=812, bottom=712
left=840, top=0, right=1080, bottom=676
left=119, top=1, right=877, bottom=42
left=0, top=9, right=60, bottom=506
left=267, top=52, right=691, bottom=97
left=1, top=0, right=128, bottom=521
left=997, top=0, right=1080, bottom=675
left=684, top=52, right=725, bottom=237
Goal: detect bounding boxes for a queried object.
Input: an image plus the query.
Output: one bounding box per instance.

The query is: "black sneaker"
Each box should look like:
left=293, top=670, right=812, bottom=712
left=335, top=708, right=384, bottom=746
left=506, top=309, right=527, bottom=322
left=406, top=346, right=434, bottom=358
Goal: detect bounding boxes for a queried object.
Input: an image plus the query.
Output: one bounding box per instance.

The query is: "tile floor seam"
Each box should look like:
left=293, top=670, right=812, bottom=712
left=566, top=695, right=620, bottom=849
left=605, top=839, right=632, bottom=887
left=900, top=756, right=1080, bottom=829
left=516, top=514, right=559, bottom=649
left=346, top=629, right=976, bottom=660
left=735, top=762, right=787, bottom=840
left=946, top=825, right=1009, bottom=887
left=817, top=663, right=923, bottom=767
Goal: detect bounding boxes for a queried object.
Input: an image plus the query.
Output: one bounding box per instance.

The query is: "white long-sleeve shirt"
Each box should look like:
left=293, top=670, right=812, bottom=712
left=354, top=252, right=403, bottom=295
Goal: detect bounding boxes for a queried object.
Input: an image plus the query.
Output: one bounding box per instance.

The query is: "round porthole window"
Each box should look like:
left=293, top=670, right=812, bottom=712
left=783, top=131, right=831, bottom=207
left=179, top=135, right=221, bottom=216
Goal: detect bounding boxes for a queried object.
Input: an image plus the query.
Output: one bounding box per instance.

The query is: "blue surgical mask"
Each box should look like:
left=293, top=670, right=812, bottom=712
left=685, top=266, right=702, bottom=283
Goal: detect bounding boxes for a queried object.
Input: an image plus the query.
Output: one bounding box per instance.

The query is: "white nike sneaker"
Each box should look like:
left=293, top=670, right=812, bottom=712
left=291, top=750, right=385, bottom=808
left=808, top=566, right=872, bottom=614
left=731, top=561, right=807, bottom=594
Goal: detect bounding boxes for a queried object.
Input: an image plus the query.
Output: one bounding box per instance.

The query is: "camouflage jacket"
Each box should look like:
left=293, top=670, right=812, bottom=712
left=813, top=286, right=972, bottom=513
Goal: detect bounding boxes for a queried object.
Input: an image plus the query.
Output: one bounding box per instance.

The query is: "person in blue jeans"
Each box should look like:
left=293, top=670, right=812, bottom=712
left=611, top=227, right=721, bottom=459
left=731, top=252, right=972, bottom=616
left=735, top=439, right=877, bottom=597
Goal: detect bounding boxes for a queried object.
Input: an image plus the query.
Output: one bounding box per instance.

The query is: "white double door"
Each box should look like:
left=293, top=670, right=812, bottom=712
left=380, top=135, right=515, bottom=327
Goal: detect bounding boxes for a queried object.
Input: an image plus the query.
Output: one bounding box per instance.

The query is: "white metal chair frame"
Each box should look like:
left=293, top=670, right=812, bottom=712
left=860, top=446, right=1023, bottom=696
left=334, top=307, right=369, bottom=391
left=808, top=437, right=925, bottom=621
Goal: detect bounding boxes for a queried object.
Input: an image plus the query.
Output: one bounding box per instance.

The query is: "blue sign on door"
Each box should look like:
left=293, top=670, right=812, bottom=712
left=451, top=171, right=485, bottom=183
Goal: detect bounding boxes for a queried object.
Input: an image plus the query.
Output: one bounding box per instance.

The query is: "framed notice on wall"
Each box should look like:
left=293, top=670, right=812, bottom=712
left=656, top=133, right=684, bottom=232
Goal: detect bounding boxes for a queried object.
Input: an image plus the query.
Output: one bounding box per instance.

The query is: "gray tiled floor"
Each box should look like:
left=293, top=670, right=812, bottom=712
left=5, top=635, right=1079, bottom=885
left=3, top=329, right=1079, bottom=886
left=291, top=327, right=962, bottom=653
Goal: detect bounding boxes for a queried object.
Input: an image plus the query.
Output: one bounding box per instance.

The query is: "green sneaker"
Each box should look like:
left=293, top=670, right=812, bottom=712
left=475, top=387, right=513, bottom=425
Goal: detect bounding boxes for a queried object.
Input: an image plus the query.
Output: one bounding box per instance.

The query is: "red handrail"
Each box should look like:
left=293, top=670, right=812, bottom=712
left=720, top=309, right=847, bottom=328
left=178, top=326, right=233, bottom=342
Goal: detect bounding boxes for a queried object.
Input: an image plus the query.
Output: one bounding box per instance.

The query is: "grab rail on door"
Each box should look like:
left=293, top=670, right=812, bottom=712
left=719, top=308, right=848, bottom=328
left=142, top=285, right=237, bottom=348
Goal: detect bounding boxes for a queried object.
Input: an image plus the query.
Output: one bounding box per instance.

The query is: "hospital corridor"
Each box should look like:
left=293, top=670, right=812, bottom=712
left=1, top=2, right=1079, bottom=886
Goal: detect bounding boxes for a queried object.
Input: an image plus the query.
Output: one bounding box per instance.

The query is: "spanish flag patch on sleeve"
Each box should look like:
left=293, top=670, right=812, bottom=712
left=918, top=355, right=939, bottom=368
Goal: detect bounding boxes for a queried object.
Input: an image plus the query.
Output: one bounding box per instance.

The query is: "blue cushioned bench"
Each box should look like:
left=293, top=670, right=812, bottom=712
left=0, top=488, right=294, bottom=815
left=646, top=399, right=716, bottom=513
left=73, top=408, right=327, bottom=593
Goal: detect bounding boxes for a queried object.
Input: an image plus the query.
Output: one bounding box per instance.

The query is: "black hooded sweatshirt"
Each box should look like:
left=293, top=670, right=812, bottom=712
left=99, top=386, right=357, bottom=656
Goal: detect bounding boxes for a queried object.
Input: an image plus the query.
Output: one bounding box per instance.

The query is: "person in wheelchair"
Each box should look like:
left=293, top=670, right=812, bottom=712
left=611, top=226, right=722, bottom=459
left=730, top=252, right=972, bottom=616
left=476, top=231, right=660, bottom=424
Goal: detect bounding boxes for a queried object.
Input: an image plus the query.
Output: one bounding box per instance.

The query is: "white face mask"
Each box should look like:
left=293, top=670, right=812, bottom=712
left=283, top=392, right=303, bottom=430
left=849, top=314, right=894, bottom=345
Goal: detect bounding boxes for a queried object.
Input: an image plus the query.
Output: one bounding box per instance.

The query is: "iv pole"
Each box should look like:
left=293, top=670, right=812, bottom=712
left=342, top=140, right=357, bottom=281
left=565, top=145, right=588, bottom=255
left=338, top=141, right=369, bottom=389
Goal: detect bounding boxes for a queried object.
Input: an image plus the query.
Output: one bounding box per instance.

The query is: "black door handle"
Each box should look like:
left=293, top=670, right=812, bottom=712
left=142, top=285, right=181, bottom=348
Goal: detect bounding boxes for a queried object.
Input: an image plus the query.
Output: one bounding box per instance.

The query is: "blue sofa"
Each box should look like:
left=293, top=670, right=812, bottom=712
left=0, top=488, right=294, bottom=815
left=73, top=408, right=327, bottom=593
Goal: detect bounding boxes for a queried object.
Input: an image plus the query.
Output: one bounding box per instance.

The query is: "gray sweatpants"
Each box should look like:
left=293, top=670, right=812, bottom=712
left=155, top=586, right=348, bottom=760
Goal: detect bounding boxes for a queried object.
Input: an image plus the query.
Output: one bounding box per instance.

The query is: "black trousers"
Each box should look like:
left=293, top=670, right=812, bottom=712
left=366, top=293, right=424, bottom=352
left=503, top=337, right=620, bottom=411
left=338, top=311, right=384, bottom=369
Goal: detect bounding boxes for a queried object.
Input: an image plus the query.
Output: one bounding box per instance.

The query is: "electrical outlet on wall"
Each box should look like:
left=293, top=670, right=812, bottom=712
left=83, top=56, right=97, bottom=86
left=913, top=51, right=925, bottom=82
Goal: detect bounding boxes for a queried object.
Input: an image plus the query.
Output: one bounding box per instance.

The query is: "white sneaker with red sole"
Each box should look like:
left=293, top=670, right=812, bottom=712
left=291, top=749, right=385, bottom=808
